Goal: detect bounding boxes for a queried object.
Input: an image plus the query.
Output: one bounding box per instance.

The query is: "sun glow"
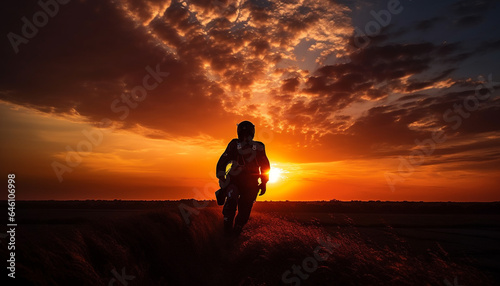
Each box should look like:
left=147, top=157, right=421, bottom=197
left=268, top=167, right=284, bottom=184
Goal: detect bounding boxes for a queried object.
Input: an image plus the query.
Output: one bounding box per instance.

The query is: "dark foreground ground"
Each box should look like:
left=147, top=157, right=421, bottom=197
left=1, top=200, right=499, bottom=285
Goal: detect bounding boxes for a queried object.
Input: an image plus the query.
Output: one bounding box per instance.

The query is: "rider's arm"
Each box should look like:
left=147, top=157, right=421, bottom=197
left=216, top=139, right=237, bottom=179
left=258, top=143, right=270, bottom=184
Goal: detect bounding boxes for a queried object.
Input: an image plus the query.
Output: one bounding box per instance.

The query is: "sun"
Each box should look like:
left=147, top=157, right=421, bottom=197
left=268, top=167, right=283, bottom=184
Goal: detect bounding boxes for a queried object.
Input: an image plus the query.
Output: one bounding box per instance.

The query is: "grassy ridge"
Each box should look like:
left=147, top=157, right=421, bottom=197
left=7, top=208, right=492, bottom=285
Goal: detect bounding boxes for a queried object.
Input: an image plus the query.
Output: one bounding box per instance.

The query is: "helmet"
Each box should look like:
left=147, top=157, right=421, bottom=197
left=237, top=121, right=255, bottom=141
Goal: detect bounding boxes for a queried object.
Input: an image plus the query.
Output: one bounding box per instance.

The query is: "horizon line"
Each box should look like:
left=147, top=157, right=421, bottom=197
left=14, top=199, right=500, bottom=203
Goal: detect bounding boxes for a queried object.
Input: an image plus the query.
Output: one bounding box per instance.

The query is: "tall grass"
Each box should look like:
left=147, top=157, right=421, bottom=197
left=8, top=208, right=492, bottom=285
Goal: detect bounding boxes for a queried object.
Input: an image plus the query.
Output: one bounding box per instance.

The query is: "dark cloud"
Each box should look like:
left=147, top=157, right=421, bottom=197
left=271, top=40, right=466, bottom=142
left=405, top=68, right=456, bottom=92
left=1, top=0, right=500, bottom=168
left=281, top=77, right=300, bottom=93
left=416, top=17, right=443, bottom=31
left=450, top=0, right=494, bottom=27
left=451, top=0, right=495, bottom=15
left=456, top=15, right=483, bottom=26
left=475, top=39, right=500, bottom=55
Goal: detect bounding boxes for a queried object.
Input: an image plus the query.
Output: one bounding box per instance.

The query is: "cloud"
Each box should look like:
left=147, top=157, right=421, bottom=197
left=450, top=0, right=495, bottom=27
left=415, top=16, right=443, bottom=31
left=1, top=0, right=499, bottom=170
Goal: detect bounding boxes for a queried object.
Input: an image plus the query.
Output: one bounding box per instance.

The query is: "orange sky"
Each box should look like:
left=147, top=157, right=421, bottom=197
left=1, top=101, right=499, bottom=201
left=1, top=0, right=500, bottom=201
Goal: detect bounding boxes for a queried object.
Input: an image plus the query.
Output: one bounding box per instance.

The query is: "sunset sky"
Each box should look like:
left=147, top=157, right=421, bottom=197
left=1, top=0, right=499, bottom=201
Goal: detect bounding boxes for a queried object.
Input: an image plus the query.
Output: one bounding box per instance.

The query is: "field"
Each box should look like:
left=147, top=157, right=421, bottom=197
left=2, top=201, right=499, bottom=285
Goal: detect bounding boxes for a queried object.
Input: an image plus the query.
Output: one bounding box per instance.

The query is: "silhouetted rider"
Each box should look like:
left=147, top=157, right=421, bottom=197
left=216, top=121, right=270, bottom=235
